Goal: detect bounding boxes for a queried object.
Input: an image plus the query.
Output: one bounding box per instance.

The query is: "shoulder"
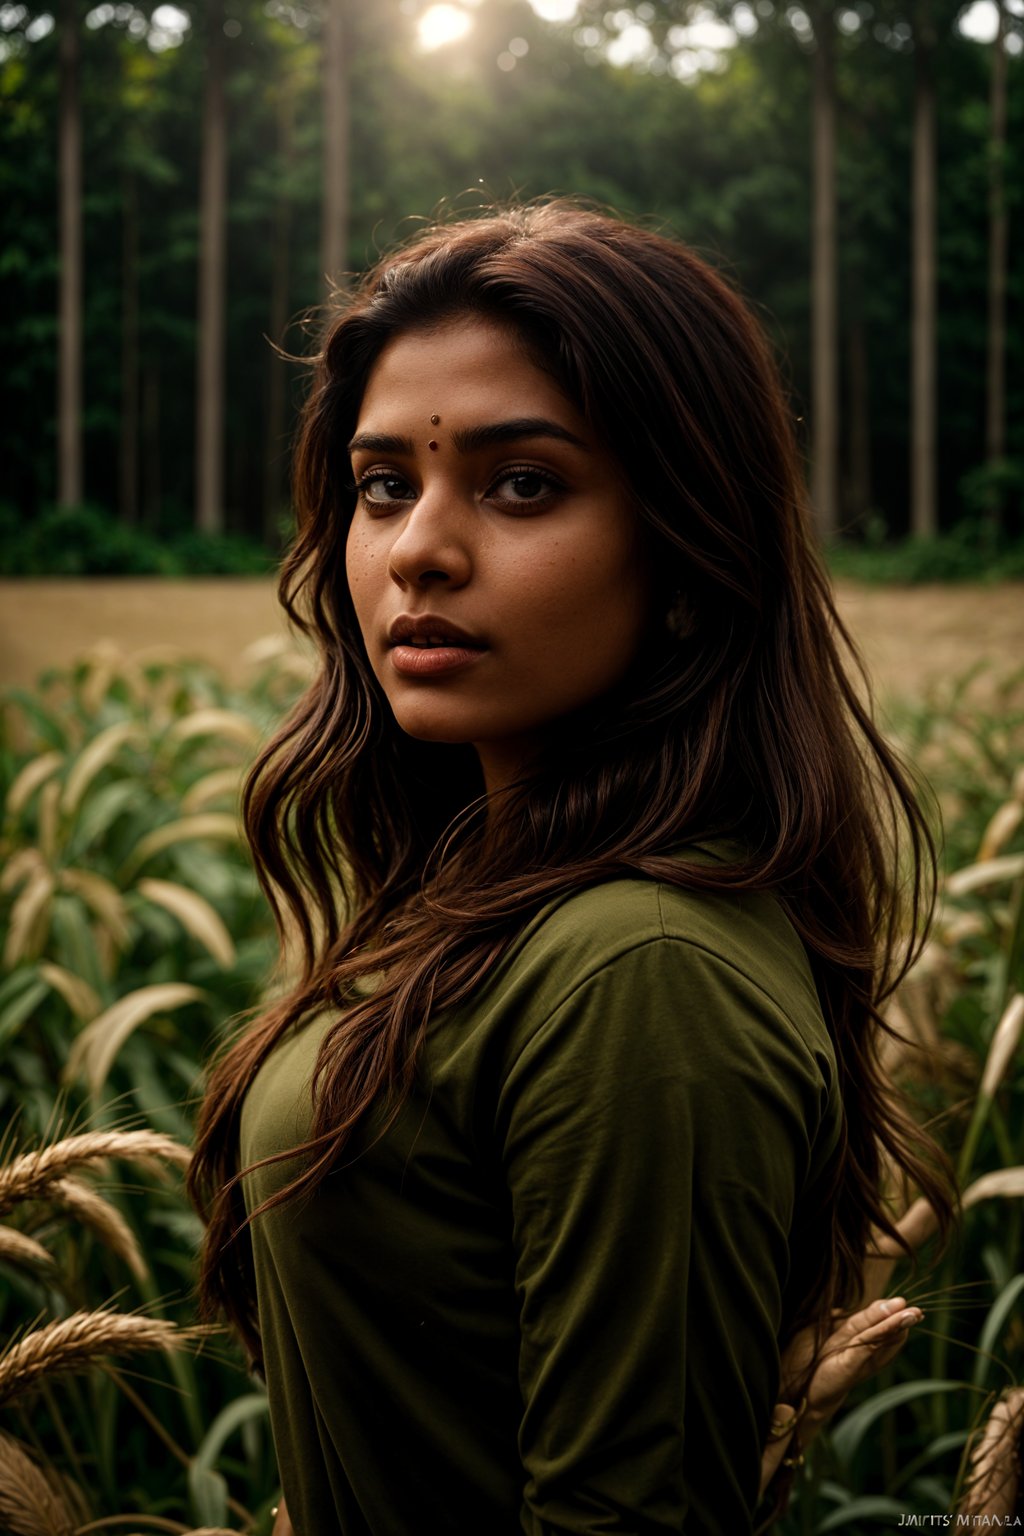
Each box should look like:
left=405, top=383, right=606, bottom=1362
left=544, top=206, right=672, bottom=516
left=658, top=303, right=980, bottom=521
left=463, top=859, right=830, bottom=1078
left=476, top=872, right=839, bottom=1165
left=516, top=866, right=820, bottom=1019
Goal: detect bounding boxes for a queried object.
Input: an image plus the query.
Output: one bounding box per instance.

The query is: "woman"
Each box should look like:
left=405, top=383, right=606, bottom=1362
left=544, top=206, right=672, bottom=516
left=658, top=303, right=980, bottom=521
left=189, top=202, right=951, bottom=1534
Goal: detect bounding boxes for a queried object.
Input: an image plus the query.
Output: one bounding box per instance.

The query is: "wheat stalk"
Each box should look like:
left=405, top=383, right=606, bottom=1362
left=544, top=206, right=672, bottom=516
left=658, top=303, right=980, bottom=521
left=48, top=1177, right=147, bottom=1279
left=121, top=814, right=241, bottom=880
left=5, top=751, right=64, bottom=821
left=0, top=1311, right=213, bottom=1406
left=978, top=799, right=1024, bottom=862
left=37, top=778, right=62, bottom=862
left=964, top=1166, right=1024, bottom=1206
left=180, top=767, right=243, bottom=814
left=0, top=1130, right=190, bottom=1216
left=980, top=993, right=1024, bottom=1098
left=3, top=865, right=55, bottom=969
left=38, top=962, right=102, bottom=1023
left=62, top=722, right=142, bottom=816
left=1, top=847, right=45, bottom=894
left=64, top=986, right=205, bottom=1094
left=958, top=1388, right=1024, bottom=1517
left=58, top=868, right=131, bottom=949
left=74, top=1525, right=239, bottom=1536
left=164, top=708, right=261, bottom=750
left=0, top=1224, right=56, bottom=1272
left=946, top=852, right=1024, bottom=897
left=136, top=880, right=235, bottom=969
left=0, top=1429, right=85, bottom=1536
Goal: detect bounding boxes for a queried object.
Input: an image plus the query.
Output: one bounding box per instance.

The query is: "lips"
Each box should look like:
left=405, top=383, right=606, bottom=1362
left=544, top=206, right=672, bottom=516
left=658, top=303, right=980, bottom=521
left=387, top=614, right=487, bottom=679
left=388, top=615, right=485, bottom=650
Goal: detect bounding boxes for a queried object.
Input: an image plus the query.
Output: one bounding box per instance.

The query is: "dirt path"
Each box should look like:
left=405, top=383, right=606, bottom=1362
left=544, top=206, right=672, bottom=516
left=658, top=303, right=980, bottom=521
left=1, top=578, right=1020, bottom=703
left=832, top=581, right=1022, bottom=701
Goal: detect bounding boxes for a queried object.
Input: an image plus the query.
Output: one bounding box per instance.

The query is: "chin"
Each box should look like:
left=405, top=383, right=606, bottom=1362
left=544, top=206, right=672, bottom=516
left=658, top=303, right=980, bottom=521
left=388, top=707, right=477, bottom=746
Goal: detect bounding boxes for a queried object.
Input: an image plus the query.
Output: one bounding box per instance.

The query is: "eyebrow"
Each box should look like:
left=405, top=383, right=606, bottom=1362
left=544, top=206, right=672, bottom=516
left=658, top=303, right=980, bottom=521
left=347, top=417, right=589, bottom=457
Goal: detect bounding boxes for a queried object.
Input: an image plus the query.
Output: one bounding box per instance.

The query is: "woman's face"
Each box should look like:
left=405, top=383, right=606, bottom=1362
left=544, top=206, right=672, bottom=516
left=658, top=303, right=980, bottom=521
left=345, top=315, right=652, bottom=792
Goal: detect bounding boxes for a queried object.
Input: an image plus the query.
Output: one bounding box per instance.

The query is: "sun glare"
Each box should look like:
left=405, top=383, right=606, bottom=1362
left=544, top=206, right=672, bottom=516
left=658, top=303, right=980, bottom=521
left=418, top=3, right=473, bottom=50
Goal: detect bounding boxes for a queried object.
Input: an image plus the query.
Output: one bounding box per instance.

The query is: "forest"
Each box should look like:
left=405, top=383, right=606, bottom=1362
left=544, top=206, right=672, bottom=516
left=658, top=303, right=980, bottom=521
left=1, top=0, right=1022, bottom=570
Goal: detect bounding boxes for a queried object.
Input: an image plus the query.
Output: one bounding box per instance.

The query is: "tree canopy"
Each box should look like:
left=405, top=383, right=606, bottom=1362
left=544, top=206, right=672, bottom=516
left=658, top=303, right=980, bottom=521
left=1, top=0, right=1021, bottom=547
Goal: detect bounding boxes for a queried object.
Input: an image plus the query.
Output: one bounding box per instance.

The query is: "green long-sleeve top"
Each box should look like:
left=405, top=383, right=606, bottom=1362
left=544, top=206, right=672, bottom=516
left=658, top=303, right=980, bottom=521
left=239, top=871, right=843, bottom=1535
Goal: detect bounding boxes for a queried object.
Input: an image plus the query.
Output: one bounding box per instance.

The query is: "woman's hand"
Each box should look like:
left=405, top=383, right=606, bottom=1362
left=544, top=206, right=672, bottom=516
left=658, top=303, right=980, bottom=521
left=271, top=1497, right=294, bottom=1536
left=760, top=1294, right=924, bottom=1499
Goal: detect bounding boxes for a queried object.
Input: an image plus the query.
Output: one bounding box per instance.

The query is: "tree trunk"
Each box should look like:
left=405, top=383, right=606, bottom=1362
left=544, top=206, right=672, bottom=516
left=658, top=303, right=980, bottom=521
left=910, top=0, right=938, bottom=538
left=265, top=84, right=294, bottom=546
left=810, top=4, right=839, bottom=542
left=196, top=0, right=227, bottom=535
left=120, top=164, right=139, bottom=524
left=985, top=0, right=1008, bottom=525
left=846, top=283, right=873, bottom=530
left=321, top=0, right=350, bottom=295
left=143, top=363, right=161, bottom=528
left=58, top=0, right=82, bottom=508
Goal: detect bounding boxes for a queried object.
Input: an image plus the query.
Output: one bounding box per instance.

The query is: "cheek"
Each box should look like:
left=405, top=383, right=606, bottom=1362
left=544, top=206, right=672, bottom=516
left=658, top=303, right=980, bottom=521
left=344, top=523, right=384, bottom=615
left=534, top=539, right=650, bottom=649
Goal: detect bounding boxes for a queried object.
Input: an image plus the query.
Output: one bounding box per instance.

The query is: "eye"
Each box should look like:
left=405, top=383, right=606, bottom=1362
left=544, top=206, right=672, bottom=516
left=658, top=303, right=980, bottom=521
left=354, top=471, right=416, bottom=507
left=488, top=468, right=563, bottom=509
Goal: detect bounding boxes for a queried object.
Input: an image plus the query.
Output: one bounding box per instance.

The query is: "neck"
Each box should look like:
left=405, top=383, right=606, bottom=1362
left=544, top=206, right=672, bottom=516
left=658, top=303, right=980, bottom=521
left=474, top=739, right=539, bottom=799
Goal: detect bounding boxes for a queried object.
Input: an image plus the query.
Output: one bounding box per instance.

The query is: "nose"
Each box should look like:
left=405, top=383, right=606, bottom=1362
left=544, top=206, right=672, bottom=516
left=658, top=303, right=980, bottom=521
left=386, top=491, right=472, bottom=592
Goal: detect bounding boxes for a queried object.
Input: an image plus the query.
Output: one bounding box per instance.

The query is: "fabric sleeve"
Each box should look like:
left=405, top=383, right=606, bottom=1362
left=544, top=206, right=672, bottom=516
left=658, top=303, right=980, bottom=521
left=495, top=936, right=817, bottom=1535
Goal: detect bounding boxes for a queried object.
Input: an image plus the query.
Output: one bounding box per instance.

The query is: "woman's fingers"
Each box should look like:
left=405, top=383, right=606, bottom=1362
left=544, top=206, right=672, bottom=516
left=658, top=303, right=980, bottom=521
left=763, top=1294, right=926, bottom=1501
left=777, top=1295, right=925, bottom=1422
left=829, top=1295, right=922, bottom=1347
left=809, top=1297, right=924, bottom=1415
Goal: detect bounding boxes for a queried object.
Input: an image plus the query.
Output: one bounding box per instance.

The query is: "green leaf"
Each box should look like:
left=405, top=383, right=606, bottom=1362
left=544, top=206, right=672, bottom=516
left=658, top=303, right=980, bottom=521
left=981, top=1242, right=1013, bottom=1294
left=192, top=1391, right=270, bottom=1480
left=0, top=975, right=49, bottom=1050
left=128, top=1052, right=195, bottom=1142
left=49, top=893, right=106, bottom=993
left=892, top=1429, right=970, bottom=1493
left=815, top=1496, right=909, bottom=1532
left=972, top=1271, right=1024, bottom=1388
left=829, top=1380, right=966, bottom=1472
left=907, top=1474, right=953, bottom=1509
left=2, top=690, right=68, bottom=750
left=188, top=1462, right=229, bottom=1528
left=66, top=779, right=142, bottom=860
left=0, top=966, right=40, bottom=1014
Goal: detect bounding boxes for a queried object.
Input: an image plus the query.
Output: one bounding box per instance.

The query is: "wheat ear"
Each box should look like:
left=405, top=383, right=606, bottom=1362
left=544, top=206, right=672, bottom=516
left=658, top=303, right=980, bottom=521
left=48, top=1177, right=147, bottom=1279
left=0, top=1311, right=213, bottom=1407
left=0, top=1429, right=83, bottom=1536
left=0, top=1131, right=191, bottom=1215
left=958, top=1388, right=1024, bottom=1517
left=0, top=1224, right=56, bottom=1273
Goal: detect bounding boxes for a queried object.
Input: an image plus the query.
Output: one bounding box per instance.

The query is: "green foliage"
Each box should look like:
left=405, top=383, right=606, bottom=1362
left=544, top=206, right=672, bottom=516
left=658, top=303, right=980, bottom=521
left=2, top=0, right=1022, bottom=539
left=775, top=667, right=1024, bottom=1529
left=0, top=502, right=274, bottom=575
left=2, top=645, right=1024, bottom=1525
left=960, top=459, right=1024, bottom=530
left=828, top=526, right=1024, bottom=584
left=0, top=641, right=308, bottom=1529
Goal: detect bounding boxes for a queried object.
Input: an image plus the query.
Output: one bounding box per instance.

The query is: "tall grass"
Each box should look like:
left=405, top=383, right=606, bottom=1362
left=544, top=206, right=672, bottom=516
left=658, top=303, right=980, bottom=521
left=2, top=646, right=1022, bottom=1530
left=0, top=640, right=308, bottom=1533
left=775, top=667, right=1024, bottom=1531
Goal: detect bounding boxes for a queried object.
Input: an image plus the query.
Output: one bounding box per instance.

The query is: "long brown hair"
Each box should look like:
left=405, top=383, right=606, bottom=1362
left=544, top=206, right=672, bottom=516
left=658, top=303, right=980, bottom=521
left=189, top=200, right=953, bottom=1367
